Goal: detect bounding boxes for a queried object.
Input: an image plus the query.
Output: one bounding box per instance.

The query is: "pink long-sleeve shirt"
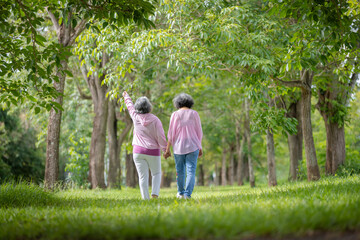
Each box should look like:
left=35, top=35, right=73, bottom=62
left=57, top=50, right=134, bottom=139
left=124, top=93, right=167, bottom=154
left=167, top=109, right=203, bottom=155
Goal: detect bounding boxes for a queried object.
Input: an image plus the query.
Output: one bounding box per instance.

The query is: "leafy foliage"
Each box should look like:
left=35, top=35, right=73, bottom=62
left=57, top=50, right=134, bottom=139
left=64, top=135, right=90, bottom=187
left=1, top=0, right=155, bottom=111
left=0, top=110, right=44, bottom=183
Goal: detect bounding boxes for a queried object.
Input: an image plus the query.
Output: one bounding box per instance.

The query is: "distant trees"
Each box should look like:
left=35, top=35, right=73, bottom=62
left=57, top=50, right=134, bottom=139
left=0, top=110, right=44, bottom=183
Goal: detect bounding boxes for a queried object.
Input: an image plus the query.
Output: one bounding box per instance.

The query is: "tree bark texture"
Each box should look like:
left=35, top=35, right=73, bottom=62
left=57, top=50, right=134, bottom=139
left=81, top=53, right=109, bottom=189
left=245, top=98, right=255, bottom=187
left=300, top=70, right=320, bottom=181
left=266, top=129, right=277, bottom=186
left=45, top=10, right=87, bottom=189
left=287, top=98, right=303, bottom=181
left=317, top=85, right=344, bottom=174
left=45, top=60, right=67, bottom=189
left=316, top=73, right=358, bottom=174
left=88, top=95, right=108, bottom=189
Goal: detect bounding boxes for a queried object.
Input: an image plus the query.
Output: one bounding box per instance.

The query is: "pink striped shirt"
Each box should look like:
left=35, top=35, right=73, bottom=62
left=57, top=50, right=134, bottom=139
left=124, top=93, right=167, bottom=153
left=167, top=109, right=203, bottom=155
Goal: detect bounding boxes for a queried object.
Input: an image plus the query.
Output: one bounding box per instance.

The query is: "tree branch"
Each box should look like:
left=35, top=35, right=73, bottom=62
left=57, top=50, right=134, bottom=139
left=345, top=72, right=359, bottom=105
left=76, top=84, right=91, bottom=100
left=272, top=77, right=306, bottom=89
left=69, top=19, right=88, bottom=46
left=46, top=8, right=60, bottom=33
left=63, top=11, right=72, bottom=45
left=79, top=61, right=97, bottom=101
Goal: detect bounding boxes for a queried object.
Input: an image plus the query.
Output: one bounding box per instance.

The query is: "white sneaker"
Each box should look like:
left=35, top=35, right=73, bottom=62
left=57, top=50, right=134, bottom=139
left=176, top=193, right=184, bottom=199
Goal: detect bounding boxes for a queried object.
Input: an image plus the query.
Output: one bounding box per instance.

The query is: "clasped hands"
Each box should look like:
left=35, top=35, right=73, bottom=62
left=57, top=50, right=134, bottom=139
left=163, top=149, right=202, bottom=159
left=163, top=150, right=171, bottom=159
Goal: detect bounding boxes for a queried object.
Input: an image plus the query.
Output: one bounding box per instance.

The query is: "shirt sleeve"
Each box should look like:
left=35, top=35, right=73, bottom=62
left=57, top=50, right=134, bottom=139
left=167, top=112, right=176, bottom=144
left=156, top=119, right=167, bottom=152
left=194, top=111, right=203, bottom=148
left=124, top=92, right=137, bottom=120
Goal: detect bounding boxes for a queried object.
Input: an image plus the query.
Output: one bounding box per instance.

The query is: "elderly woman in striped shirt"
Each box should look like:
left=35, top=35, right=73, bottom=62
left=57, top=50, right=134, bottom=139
left=164, top=93, right=203, bottom=199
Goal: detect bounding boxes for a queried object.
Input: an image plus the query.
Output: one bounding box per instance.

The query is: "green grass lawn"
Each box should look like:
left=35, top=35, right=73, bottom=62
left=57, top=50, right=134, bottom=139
left=1, top=175, right=360, bottom=240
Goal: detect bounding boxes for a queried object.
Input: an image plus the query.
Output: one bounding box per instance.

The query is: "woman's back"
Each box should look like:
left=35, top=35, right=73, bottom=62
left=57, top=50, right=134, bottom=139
left=168, top=109, right=202, bottom=155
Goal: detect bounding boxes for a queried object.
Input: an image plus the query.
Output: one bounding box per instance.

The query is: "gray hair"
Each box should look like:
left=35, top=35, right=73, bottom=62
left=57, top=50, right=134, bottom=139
left=134, top=96, right=152, bottom=114
left=173, top=93, right=194, bottom=109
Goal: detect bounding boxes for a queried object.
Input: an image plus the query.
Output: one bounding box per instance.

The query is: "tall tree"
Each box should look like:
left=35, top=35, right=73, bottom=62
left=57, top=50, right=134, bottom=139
left=79, top=53, right=109, bottom=189
left=270, top=0, right=360, bottom=179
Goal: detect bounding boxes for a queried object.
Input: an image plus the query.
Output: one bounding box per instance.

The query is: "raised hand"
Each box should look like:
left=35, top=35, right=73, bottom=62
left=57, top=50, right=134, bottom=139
left=122, top=91, right=128, bottom=98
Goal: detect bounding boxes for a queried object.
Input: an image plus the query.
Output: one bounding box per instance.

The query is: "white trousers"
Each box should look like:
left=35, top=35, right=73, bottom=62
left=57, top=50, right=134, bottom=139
left=133, top=153, right=161, bottom=200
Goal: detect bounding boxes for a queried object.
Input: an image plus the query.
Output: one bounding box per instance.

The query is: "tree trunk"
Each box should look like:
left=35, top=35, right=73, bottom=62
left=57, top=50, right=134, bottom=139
left=89, top=95, right=108, bottom=189
left=236, top=121, right=246, bottom=185
left=265, top=94, right=277, bottom=187
left=287, top=98, right=303, bottom=181
left=115, top=112, right=132, bottom=186
left=45, top=10, right=87, bottom=189
left=316, top=72, right=358, bottom=174
left=266, top=128, right=277, bottom=186
left=228, top=145, right=235, bottom=185
left=45, top=60, right=67, bottom=189
left=243, top=156, right=249, bottom=181
left=198, top=164, right=205, bottom=186
left=214, top=161, right=220, bottom=186
left=126, top=150, right=137, bottom=188
left=221, top=138, right=227, bottom=186
left=324, top=120, right=345, bottom=174
left=301, top=70, right=320, bottom=181
left=161, top=172, right=172, bottom=188
left=245, top=98, right=255, bottom=187
left=107, top=100, right=120, bottom=188
left=317, top=80, right=345, bottom=175
left=79, top=52, right=110, bottom=189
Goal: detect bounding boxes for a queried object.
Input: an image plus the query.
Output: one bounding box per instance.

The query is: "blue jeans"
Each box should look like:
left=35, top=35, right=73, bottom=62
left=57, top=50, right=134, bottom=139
left=174, top=149, right=199, bottom=198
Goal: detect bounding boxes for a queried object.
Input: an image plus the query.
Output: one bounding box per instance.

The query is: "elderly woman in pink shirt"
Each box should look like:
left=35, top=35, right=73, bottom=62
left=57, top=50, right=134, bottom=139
left=123, top=91, right=167, bottom=200
left=164, top=93, right=203, bottom=199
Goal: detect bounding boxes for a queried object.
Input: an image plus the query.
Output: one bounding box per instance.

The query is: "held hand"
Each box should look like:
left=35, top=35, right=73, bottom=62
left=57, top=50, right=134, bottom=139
left=199, top=149, right=203, bottom=158
left=122, top=91, right=128, bottom=98
left=163, top=151, right=171, bottom=159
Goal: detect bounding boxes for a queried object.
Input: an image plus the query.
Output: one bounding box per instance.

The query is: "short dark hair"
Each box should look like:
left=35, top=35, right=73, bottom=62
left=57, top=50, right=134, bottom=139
left=173, top=93, right=194, bottom=109
left=134, top=97, right=152, bottom=114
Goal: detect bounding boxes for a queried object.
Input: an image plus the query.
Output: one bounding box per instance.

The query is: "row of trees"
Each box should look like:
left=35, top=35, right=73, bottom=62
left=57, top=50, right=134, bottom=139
left=1, top=0, right=359, bottom=189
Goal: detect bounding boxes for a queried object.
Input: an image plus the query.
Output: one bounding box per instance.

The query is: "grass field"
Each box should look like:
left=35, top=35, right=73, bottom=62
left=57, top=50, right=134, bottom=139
left=1, top=175, right=360, bottom=240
